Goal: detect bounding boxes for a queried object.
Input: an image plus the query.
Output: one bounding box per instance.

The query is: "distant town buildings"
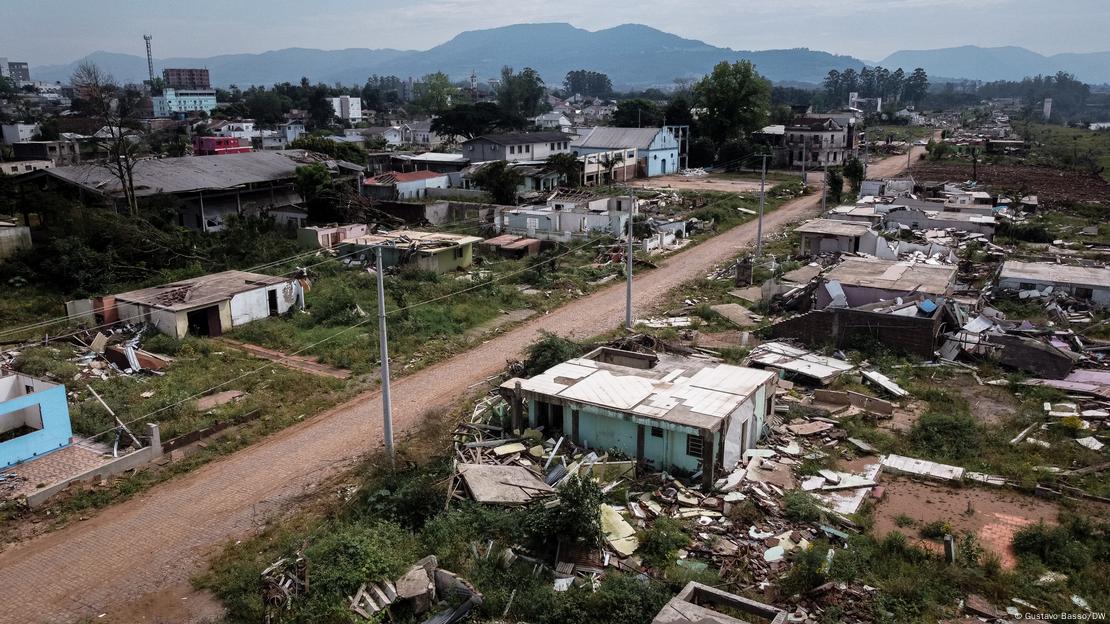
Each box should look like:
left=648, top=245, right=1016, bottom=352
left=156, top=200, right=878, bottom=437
left=0, top=57, right=30, bottom=82
left=328, top=95, right=362, bottom=123
left=162, top=68, right=211, bottom=90
left=152, top=87, right=219, bottom=118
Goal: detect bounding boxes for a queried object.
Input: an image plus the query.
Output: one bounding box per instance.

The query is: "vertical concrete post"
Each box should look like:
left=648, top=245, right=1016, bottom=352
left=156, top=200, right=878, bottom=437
left=700, top=429, right=715, bottom=492
left=511, top=381, right=523, bottom=433
left=943, top=534, right=957, bottom=563
left=147, top=423, right=162, bottom=457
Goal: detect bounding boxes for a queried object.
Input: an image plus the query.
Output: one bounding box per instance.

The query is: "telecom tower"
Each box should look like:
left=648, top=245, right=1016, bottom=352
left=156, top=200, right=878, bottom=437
left=143, top=34, right=155, bottom=84
left=469, top=69, right=478, bottom=101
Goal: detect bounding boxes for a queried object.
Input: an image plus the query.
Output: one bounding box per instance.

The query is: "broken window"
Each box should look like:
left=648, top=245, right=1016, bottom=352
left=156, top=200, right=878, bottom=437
left=685, top=433, right=703, bottom=458
left=1075, top=287, right=1094, bottom=299
left=651, top=426, right=663, bottom=438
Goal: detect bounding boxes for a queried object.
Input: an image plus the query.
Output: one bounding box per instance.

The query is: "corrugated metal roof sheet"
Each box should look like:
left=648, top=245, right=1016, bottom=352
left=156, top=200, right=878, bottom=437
left=572, top=127, right=663, bottom=150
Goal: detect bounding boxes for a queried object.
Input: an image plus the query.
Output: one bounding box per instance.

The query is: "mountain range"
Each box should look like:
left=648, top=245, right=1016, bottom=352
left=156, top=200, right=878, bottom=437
left=29, top=23, right=1110, bottom=89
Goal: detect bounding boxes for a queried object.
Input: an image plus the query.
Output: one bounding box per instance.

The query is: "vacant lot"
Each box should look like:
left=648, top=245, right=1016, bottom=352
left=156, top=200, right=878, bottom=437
left=910, top=161, right=1110, bottom=204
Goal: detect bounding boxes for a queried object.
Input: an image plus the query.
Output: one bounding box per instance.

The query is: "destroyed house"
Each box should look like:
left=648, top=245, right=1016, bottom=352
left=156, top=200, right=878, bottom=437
left=502, top=347, right=777, bottom=489
left=997, top=261, right=1110, bottom=309
left=817, top=257, right=956, bottom=309
left=794, top=219, right=874, bottom=255
left=771, top=293, right=949, bottom=359
left=0, top=373, right=72, bottom=468
left=653, top=582, right=786, bottom=624
left=338, top=230, right=482, bottom=273
left=113, top=270, right=301, bottom=339
left=499, top=190, right=636, bottom=242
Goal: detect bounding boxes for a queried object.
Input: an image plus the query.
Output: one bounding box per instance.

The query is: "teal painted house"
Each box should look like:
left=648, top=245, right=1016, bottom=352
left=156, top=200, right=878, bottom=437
left=503, top=348, right=777, bottom=489
left=0, top=373, right=73, bottom=468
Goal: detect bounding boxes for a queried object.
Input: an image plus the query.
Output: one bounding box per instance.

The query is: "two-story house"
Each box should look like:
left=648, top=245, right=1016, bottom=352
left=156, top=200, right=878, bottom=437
left=461, top=132, right=572, bottom=163
left=783, top=117, right=849, bottom=168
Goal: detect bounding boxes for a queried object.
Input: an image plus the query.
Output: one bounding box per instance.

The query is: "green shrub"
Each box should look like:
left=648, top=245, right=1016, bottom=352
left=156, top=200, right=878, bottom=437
left=909, top=411, right=981, bottom=460
left=527, top=476, right=603, bottom=547
left=11, top=347, right=79, bottom=380
left=522, top=332, right=585, bottom=377
left=783, top=490, right=822, bottom=522
left=919, top=520, right=953, bottom=540
left=637, top=517, right=690, bottom=567
left=780, top=542, right=830, bottom=595
left=303, top=521, right=419, bottom=599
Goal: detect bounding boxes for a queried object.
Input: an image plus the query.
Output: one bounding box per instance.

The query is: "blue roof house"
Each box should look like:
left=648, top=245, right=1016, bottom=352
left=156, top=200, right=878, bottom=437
left=0, top=373, right=74, bottom=468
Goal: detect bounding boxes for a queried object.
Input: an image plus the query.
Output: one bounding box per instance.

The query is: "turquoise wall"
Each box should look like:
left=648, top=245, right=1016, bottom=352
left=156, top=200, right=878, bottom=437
left=0, top=384, right=72, bottom=468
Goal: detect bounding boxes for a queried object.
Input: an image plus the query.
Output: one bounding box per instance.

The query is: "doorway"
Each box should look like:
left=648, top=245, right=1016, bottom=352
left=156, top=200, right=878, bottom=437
left=268, top=290, right=279, bottom=316
left=186, top=306, right=222, bottom=337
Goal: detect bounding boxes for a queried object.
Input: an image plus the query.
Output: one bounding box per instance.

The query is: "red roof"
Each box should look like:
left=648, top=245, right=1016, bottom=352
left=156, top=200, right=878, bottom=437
left=364, top=170, right=446, bottom=185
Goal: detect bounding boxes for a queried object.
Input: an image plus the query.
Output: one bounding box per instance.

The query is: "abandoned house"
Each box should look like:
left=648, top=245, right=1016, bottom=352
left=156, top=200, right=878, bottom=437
left=461, top=132, right=572, bottom=163
left=997, top=260, right=1110, bottom=308
left=770, top=293, right=949, bottom=359
left=794, top=219, right=874, bottom=255
left=816, top=257, right=957, bottom=309
left=15, top=150, right=361, bottom=232
left=501, top=347, right=778, bottom=489
left=498, top=190, right=637, bottom=242
left=296, top=223, right=370, bottom=248
left=338, top=230, right=482, bottom=273
left=0, top=372, right=72, bottom=468
left=361, top=170, right=450, bottom=201
left=113, top=270, right=302, bottom=339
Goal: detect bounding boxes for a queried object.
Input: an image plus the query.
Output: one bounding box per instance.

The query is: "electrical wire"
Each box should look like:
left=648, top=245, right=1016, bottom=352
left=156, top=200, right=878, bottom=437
left=76, top=235, right=606, bottom=444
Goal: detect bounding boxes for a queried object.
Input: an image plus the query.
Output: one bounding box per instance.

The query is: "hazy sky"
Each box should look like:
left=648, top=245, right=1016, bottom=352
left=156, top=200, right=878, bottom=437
left=4, top=0, right=1107, bottom=66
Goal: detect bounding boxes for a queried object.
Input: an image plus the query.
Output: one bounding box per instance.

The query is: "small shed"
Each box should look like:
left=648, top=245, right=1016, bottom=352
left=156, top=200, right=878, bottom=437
left=114, top=270, right=301, bottom=338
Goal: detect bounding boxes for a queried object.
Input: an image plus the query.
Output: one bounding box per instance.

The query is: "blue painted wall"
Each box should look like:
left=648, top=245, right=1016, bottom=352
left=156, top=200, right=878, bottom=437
left=0, top=384, right=72, bottom=468
left=528, top=399, right=711, bottom=474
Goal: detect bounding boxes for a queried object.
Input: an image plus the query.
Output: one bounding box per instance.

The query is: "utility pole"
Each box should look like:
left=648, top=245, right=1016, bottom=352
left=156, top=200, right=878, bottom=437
left=143, top=34, right=155, bottom=85
left=625, top=188, right=635, bottom=330
left=374, top=246, right=395, bottom=468
left=756, top=154, right=768, bottom=257
left=821, top=160, right=828, bottom=212
left=801, top=134, right=807, bottom=185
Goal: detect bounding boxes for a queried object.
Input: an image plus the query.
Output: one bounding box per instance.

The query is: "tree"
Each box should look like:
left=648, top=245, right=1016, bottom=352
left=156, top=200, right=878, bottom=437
left=692, top=60, right=771, bottom=145
left=290, top=135, right=367, bottom=165
left=245, top=90, right=287, bottom=124
left=903, top=68, right=930, bottom=106
left=843, top=156, right=865, bottom=192
left=563, top=70, right=613, bottom=99
left=546, top=152, right=582, bottom=187
left=430, top=102, right=505, bottom=139
left=470, top=160, right=522, bottom=205
left=825, top=168, right=844, bottom=203
left=71, top=61, right=147, bottom=216
left=663, top=96, right=694, bottom=127
left=612, top=99, right=662, bottom=127
left=307, top=83, right=335, bottom=129
left=496, top=66, right=546, bottom=124
left=417, top=72, right=457, bottom=113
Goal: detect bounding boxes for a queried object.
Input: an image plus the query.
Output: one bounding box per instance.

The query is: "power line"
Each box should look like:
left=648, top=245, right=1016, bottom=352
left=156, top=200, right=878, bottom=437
left=0, top=248, right=369, bottom=354
left=0, top=246, right=339, bottom=340
left=76, top=236, right=605, bottom=444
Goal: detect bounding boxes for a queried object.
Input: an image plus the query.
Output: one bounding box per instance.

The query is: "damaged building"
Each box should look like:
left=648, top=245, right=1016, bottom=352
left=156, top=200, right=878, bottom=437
left=497, top=189, right=637, bottom=242
left=112, top=270, right=303, bottom=339
left=815, top=257, right=957, bottom=309
left=501, top=347, right=777, bottom=489
left=0, top=372, right=73, bottom=468
left=338, top=230, right=482, bottom=273
left=997, top=260, right=1110, bottom=309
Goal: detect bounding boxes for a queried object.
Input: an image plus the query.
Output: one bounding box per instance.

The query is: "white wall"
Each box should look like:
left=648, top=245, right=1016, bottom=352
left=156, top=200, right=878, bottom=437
left=229, top=283, right=295, bottom=327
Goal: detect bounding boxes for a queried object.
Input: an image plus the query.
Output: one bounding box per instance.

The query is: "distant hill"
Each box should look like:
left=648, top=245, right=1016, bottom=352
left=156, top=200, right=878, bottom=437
left=31, top=23, right=864, bottom=88
left=31, top=24, right=1110, bottom=89
left=880, top=45, right=1110, bottom=84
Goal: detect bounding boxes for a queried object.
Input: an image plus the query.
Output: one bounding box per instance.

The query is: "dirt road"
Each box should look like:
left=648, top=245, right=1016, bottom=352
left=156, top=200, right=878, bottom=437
left=0, top=149, right=918, bottom=624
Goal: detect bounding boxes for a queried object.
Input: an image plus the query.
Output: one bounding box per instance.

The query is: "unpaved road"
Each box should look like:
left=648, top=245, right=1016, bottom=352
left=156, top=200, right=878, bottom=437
left=0, top=149, right=918, bottom=624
